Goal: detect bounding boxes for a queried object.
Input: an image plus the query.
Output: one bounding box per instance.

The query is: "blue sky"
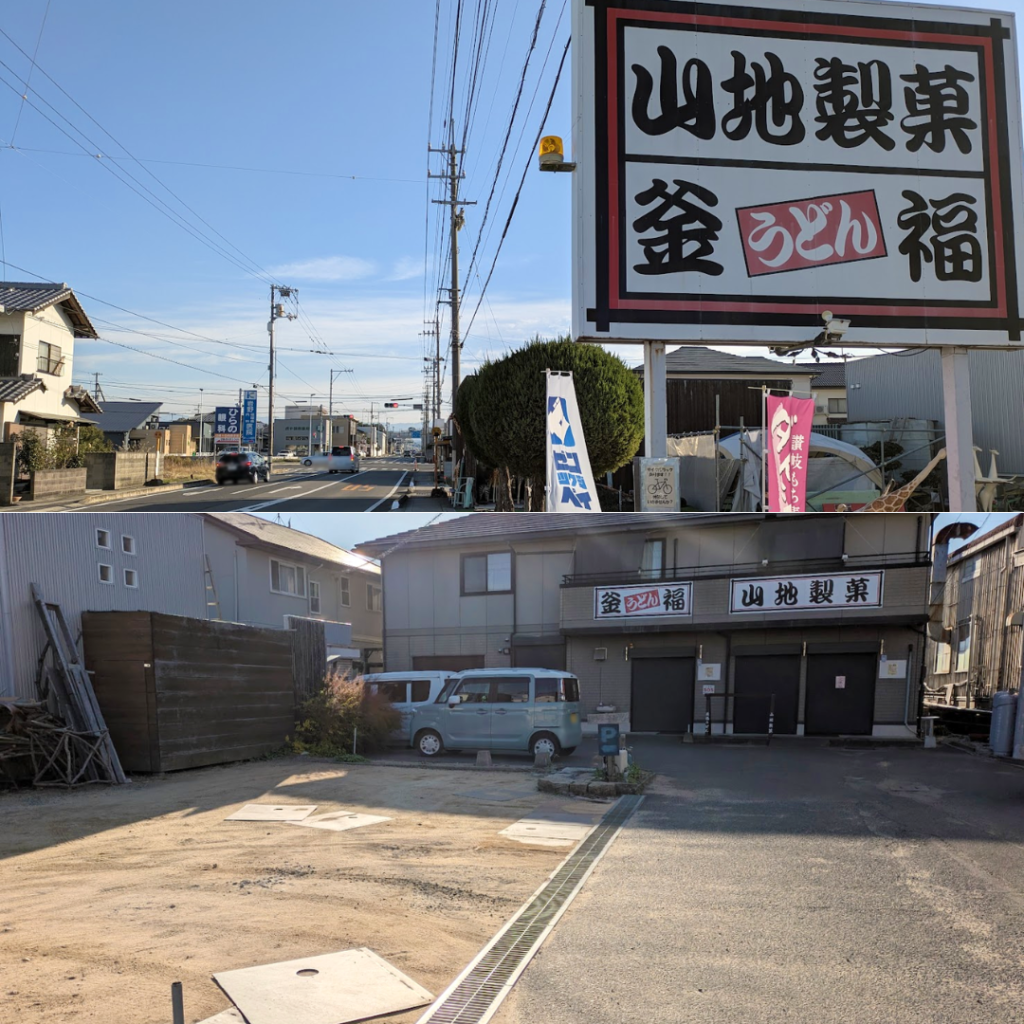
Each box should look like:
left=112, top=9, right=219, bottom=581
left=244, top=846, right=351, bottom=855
left=1, top=1, right=576, bottom=423
left=3, top=1, right=1022, bottom=426
left=253, top=511, right=1010, bottom=552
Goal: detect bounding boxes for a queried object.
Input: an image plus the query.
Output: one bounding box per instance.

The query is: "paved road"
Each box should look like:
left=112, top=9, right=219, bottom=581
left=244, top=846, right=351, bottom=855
left=30, top=457, right=422, bottom=513
left=492, top=738, right=1024, bottom=1024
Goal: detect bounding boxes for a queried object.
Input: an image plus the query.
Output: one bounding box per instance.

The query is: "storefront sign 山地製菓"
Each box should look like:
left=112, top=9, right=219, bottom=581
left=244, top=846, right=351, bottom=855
left=594, top=581, right=694, bottom=619
left=730, top=571, right=883, bottom=613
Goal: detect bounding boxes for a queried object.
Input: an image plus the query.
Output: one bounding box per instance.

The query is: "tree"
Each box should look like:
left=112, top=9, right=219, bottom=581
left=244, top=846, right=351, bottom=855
left=465, top=337, right=644, bottom=508
left=78, top=424, right=113, bottom=454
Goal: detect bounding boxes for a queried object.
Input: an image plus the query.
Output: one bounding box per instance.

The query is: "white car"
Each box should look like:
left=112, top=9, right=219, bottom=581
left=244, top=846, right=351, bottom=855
left=302, top=445, right=360, bottom=474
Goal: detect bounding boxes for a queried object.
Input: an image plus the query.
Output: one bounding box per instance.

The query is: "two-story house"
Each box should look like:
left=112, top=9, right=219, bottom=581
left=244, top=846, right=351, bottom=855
left=0, top=282, right=102, bottom=441
left=358, top=513, right=932, bottom=739
left=200, top=514, right=383, bottom=673
left=0, top=512, right=382, bottom=700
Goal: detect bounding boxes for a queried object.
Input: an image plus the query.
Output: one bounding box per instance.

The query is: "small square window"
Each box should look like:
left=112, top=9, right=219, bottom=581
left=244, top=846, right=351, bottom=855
left=124, top=568, right=138, bottom=588
left=98, top=564, right=113, bottom=584
left=96, top=529, right=111, bottom=549
left=121, top=535, right=136, bottom=555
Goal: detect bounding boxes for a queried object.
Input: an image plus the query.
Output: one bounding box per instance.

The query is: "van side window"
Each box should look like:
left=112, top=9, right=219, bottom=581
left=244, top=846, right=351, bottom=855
left=378, top=682, right=408, bottom=703
left=457, top=681, right=492, bottom=704
left=436, top=679, right=460, bottom=703
left=410, top=680, right=432, bottom=702
left=561, top=678, right=580, bottom=702
left=493, top=678, right=530, bottom=703
left=535, top=679, right=560, bottom=703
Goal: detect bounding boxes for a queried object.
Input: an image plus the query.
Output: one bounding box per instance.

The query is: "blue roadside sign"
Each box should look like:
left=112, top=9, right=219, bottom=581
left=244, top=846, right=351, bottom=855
left=242, top=390, right=258, bottom=445
left=598, top=723, right=620, bottom=757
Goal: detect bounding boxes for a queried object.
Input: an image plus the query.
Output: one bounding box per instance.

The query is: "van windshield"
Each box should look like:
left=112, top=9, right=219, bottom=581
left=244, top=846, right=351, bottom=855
left=535, top=677, right=580, bottom=702
left=436, top=678, right=461, bottom=703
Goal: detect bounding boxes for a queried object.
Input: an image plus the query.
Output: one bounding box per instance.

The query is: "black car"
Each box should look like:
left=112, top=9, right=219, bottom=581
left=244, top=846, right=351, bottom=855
left=215, top=451, right=269, bottom=485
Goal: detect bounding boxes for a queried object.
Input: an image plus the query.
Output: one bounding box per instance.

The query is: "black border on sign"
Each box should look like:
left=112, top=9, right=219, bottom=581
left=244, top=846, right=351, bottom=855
left=584, top=0, right=1020, bottom=339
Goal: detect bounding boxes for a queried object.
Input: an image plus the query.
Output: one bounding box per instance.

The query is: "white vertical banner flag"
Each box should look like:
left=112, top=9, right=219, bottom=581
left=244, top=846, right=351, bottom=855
left=545, top=370, right=599, bottom=512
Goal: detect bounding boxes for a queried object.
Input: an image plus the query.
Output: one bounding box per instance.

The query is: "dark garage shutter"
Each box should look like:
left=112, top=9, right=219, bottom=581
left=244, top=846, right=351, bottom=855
left=412, top=655, right=486, bottom=671
left=734, top=655, right=800, bottom=734
left=631, top=657, right=695, bottom=733
left=805, top=652, right=877, bottom=736
left=512, top=643, right=566, bottom=670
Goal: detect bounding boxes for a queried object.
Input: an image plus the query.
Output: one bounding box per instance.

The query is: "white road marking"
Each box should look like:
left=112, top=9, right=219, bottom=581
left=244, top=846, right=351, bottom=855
left=364, top=472, right=410, bottom=512
left=233, top=468, right=377, bottom=511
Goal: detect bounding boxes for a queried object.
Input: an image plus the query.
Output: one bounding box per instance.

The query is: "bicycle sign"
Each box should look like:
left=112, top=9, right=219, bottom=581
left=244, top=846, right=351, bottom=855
left=639, top=457, right=679, bottom=511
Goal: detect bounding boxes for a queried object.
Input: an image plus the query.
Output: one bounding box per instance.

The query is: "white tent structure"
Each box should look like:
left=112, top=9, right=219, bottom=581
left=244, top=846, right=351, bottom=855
left=720, top=431, right=884, bottom=512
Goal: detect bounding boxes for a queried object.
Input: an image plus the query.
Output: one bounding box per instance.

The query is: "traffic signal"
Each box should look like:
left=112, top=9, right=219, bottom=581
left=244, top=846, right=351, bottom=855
left=384, top=402, right=399, bottom=408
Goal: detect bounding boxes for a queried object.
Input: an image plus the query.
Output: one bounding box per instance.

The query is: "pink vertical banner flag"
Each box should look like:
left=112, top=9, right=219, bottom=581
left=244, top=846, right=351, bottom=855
left=765, top=395, right=815, bottom=512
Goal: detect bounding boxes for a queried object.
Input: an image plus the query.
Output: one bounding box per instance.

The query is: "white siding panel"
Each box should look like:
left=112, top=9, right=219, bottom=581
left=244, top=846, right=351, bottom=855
left=1, top=513, right=207, bottom=699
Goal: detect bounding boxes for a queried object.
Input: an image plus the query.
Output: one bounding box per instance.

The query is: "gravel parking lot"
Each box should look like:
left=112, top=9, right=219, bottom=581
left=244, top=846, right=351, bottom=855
left=0, top=757, right=582, bottom=1024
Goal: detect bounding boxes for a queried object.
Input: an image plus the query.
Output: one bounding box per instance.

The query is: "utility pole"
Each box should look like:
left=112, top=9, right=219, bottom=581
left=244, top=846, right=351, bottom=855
left=92, top=372, right=105, bottom=403
left=421, top=317, right=441, bottom=423
left=430, top=137, right=475, bottom=448
left=268, top=284, right=297, bottom=473
left=197, top=388, right=204, bottom=455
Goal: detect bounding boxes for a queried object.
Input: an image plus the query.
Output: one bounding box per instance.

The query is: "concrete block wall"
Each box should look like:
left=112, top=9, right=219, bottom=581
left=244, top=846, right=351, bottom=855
left=83, top=452, right=151, bottom=490
left=29, top=467, right=87, bottom=500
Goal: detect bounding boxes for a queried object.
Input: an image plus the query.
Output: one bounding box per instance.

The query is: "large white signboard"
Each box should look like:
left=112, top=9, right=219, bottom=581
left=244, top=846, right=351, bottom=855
left=594, top=581, right=693, bottom=618
left=730, top=571, right=884, bottom=612
left=572, top=0, right=1024, bottom=347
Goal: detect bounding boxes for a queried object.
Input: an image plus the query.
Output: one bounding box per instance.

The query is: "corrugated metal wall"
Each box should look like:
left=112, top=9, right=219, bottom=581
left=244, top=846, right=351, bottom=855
left=1, top=513, right=207, bottom=700
left=846, top=350, right=1024, bottom=474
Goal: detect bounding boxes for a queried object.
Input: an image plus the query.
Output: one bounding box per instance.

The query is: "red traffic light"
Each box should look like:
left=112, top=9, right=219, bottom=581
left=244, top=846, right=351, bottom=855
left=384, top=402, right=399, bottom=408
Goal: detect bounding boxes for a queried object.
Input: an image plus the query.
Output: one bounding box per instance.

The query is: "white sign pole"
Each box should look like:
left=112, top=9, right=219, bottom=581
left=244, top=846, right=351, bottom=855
left=941, top=347, right=978, bottom=512
left=643, top=341, right=667, bottom=458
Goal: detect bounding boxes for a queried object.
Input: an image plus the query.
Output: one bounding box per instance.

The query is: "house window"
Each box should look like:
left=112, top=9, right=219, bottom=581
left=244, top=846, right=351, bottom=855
left=96, top=529, right=111, bottom=549
left=98, top=564, right=113, bottom=585
left=366, top=583, right=382, bottom=612
left=827, top=397, right=847, bottom=414
left=955, top=621, right=972, bottom=673
left=934, top=642, right=952, bottom=675
left=270, top=558, right=306, bottom=597
left=0, top=335, right=19, bottom=376
left=124, top=568, right=138, bottom=588
left=36, top=341, right=64, bottom=376
left=340, top=576, right=350, bottom=607
left=309, top=580, right=321, bottom=614
left=641, top=539, right=665, bottom=579
left=461, top=551, right=513, bottom=595
left=121, top=535, right=136, bottom=555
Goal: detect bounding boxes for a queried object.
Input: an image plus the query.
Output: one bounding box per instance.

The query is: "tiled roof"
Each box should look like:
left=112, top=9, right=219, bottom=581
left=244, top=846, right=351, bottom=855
left=204, top=513, right=381, bottom=575
left=0, top=375, right=46, bottom=403
left=0, top=281, right=98, bottom=338
left=356, top=513, right=761, bottom=556
left=65, top=385, right=103, bottom=414
left=800, top=362, right=848, bottom=388
left=82, top=401, right=163, bottom=433
left=633, top=347, right=814, bottom=377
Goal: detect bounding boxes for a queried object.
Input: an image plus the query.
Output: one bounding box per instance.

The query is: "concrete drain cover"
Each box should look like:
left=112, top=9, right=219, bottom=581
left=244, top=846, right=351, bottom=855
left=214, top=947, right=432, bottom=1024
left=224, top=804, right=318, bottom=822
left=288, top=811, right=391, bottom=833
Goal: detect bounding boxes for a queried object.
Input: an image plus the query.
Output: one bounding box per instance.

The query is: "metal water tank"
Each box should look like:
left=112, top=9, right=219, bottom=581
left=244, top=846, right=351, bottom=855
left=989, top=691, right=1018, bottom=756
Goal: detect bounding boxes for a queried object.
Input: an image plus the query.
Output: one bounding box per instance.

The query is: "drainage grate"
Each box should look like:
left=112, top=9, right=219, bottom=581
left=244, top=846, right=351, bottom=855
left=417, top=795, right=644, bottom=1024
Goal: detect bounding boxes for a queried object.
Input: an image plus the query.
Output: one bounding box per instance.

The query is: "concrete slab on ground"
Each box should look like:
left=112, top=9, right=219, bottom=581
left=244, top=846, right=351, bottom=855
left=223, top=804, right=317, bottom=821
left=287, top=810, right=391, bottom=832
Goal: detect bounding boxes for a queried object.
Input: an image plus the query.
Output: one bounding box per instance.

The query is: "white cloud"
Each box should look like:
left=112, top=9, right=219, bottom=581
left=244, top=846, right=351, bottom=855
left=390, top=256, right=426, bottom=281
left=268, top=255, right=376, bottom=281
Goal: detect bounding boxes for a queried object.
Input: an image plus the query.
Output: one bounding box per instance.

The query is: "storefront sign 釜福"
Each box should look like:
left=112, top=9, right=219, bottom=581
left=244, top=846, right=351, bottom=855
left=594, top=581, right=694, bottom=619
left=730, top=571, right=883, bottom=613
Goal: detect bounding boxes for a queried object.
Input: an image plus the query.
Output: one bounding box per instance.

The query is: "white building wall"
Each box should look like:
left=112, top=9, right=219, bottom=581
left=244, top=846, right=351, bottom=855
left=0, top=513, right=207, bottom=699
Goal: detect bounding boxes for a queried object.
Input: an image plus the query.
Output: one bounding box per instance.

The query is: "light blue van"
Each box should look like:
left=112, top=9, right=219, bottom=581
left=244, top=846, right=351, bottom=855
left=361, top=671, right=454, bottom=744
left=409, top=668, right=583, bottom=758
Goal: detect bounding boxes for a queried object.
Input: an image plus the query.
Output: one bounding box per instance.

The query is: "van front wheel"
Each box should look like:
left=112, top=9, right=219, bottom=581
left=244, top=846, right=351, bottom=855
left=416, top=729, right=444, bottom=757
left=530, top=733, right=561, bottom=758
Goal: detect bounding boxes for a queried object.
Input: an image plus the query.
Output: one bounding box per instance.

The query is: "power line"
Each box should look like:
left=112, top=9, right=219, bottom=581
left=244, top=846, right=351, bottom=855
left=8, top=0, right=51, bottom=145
left=463, top=34, right=570, bottom=342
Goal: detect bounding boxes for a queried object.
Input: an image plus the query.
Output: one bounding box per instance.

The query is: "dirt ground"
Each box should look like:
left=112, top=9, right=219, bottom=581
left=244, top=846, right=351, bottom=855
left=0, top=756, right=583, bottom=1024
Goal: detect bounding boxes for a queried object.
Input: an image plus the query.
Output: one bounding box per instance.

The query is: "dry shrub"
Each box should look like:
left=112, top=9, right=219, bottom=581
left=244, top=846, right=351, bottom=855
left=292, top=675, right=401, bottom=756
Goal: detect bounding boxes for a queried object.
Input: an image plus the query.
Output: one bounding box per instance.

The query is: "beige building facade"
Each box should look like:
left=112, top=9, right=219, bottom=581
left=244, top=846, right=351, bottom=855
left=360, top=514, right=932, bottom=738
